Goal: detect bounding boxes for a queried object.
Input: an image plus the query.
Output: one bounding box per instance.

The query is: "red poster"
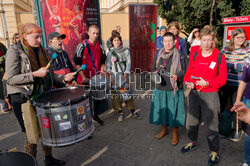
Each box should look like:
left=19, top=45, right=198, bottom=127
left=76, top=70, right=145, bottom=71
left=40, top=0, right=99, bottom=61
left=226, top=26, right=250, bottom=41
left=129, top=4, right=157, bottom=72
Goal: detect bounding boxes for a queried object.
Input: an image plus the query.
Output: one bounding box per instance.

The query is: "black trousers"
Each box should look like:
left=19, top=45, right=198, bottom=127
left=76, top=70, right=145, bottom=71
left=186, top=90, right=220, bottom=152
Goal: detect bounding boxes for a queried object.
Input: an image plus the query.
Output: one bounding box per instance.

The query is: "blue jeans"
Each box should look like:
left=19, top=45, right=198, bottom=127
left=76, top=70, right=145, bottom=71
left=244, top=98, right=250, bottom=165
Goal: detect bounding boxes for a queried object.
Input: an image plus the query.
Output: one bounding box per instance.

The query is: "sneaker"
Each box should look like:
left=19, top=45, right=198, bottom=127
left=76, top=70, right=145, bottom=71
left=242, top=163, right=248, bottom=166
left=131, top=112, right=142, bottom=120
left=118, top=113, right=123, bottom=122
left=208, top=151, right=219, bottom=166
left=181, top=142, right=197, bottom=154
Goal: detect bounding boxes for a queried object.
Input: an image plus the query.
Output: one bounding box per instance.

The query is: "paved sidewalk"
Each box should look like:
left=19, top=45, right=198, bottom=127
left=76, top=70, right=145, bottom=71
left=0, top=91, right=245, bottom=166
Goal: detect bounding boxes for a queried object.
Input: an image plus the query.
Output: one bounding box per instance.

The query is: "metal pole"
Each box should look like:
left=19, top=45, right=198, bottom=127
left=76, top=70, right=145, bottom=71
left=1, top=0, right=10, bottom=47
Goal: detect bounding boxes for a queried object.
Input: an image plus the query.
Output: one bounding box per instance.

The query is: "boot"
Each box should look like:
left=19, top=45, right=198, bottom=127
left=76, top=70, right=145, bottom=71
left=171, top=127, right=179, bottom=146
left=155, top=125, right=168, bottom=139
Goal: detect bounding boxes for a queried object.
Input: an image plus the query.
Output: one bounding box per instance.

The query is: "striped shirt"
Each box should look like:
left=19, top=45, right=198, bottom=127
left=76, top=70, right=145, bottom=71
left=221, top=47, right=250, bottom=86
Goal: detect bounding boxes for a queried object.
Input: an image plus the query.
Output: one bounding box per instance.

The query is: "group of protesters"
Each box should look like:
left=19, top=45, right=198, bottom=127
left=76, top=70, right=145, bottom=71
left=0, top=20, right=249, bottom=166
left=154, top=21, right=249, bottom=166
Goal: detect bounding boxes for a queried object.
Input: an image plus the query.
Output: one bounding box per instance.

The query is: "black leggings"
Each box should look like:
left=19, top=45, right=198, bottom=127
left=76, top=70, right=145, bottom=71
left=9, top=93, right=27, bottom=132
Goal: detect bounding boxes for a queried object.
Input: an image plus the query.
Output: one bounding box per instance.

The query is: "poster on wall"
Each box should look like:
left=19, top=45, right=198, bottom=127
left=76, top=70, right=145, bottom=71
left=129, top=4, right=157, bottom=72
left=38, top=0, right=100, bottom=61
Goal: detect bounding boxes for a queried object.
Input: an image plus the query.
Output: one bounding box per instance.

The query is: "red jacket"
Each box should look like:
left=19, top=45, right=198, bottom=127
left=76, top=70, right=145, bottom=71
left=184, top=47, right=227, bottom=92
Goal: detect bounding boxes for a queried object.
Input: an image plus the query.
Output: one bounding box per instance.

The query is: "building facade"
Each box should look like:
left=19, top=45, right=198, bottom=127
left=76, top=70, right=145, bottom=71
left=0, top=0, right=34, bottom=47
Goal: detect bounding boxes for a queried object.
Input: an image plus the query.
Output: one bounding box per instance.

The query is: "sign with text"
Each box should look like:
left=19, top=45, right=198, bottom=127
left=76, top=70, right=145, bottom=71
left=222, top=16, right=250, bottom=24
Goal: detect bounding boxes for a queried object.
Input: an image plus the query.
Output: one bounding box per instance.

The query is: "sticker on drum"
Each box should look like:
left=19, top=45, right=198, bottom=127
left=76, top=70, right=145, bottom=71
left=78, top=122, right=86, bottom=132
left=73, top=114, right=86, bottom=124
left=54, top=115, right=61, bottom=121
left=42, top=117, right=49, bottom=128
left=63, top=114, right=68, bottom=120
left=77, top=106, right=84, bottom=115
left=59, top=121, right=71, bottom=131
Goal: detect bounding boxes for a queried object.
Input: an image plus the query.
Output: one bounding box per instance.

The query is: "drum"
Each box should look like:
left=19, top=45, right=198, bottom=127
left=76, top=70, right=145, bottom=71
left=0, top=151, right=37, bottom=166
left=111, top=74, right=134, bottom=101
left=33, top=87, right=94, bottom=147
left=151, top=72, right=161, bottom=84
left=89, top=74, right=108, bottom=100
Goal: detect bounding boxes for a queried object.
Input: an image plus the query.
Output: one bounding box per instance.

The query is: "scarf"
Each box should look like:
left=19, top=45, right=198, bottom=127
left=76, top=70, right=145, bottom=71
left=157, top=48, right=182, bottom=95
left=110, top=46, right=128, bottom=69
left=21, top=40, right=52, bottom=100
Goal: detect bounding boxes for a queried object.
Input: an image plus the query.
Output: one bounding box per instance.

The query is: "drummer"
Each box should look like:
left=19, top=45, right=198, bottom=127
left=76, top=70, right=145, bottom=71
left=5, top=23, right=75, bottom=166
left=73, top=25, right=106, bottom=125
left=106, top=33, right=142, bottom=121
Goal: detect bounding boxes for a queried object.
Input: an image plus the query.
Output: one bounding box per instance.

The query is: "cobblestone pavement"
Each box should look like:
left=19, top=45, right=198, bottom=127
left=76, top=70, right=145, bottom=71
left=0, top=89, right=245, bottom=166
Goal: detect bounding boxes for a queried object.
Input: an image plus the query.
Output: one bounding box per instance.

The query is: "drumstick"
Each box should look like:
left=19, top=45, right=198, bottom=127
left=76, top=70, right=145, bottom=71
left=45, top=53, right=58, bottom=70
left=197, top=86, right=204, bottom=92
left=73, top=64, right=87, bottom=76
left=236, top=111, right=239, bottom=137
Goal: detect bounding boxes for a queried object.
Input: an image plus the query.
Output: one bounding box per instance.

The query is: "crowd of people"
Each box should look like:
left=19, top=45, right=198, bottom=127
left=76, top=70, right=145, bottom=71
left=0, top=20, right=249, bottom=166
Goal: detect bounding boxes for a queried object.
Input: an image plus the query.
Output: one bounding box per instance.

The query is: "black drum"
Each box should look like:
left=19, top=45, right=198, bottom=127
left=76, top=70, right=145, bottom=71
left=33, top=87, right=94, bottom=147
left=0, top=151, right=37, bottom=166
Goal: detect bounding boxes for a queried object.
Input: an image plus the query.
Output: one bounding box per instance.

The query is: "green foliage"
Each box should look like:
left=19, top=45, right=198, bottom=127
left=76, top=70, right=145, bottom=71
left=154, top=0, right=248, bottom=50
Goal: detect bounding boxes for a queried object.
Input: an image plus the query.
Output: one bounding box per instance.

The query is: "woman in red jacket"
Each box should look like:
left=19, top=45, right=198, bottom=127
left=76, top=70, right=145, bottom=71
left=181, top=27, right=227, bottom=166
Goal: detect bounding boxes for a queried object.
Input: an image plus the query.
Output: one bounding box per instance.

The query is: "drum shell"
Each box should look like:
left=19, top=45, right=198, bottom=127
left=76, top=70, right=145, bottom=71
left=34, top=87, right=94, bottom=147
left=0, top=152, right=37, bottom=166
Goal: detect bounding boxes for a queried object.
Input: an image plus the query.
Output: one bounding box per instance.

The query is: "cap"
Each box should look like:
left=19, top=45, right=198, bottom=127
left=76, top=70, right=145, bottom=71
left=48, top=32, right=66, bottom=40
left=160, top=26, right=167, bottom=32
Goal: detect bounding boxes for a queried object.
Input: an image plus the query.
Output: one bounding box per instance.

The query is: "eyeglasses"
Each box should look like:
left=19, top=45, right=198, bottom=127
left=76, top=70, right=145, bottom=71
left=16, top=36, right=20, bottom=39
left=235, top=36, right=246, bottom=40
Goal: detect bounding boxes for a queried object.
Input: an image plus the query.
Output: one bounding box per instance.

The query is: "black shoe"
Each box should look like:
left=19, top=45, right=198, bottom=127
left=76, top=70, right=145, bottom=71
left=93, top=115, right=104, bottom=126
left=44, top=156, right=66, bottom=166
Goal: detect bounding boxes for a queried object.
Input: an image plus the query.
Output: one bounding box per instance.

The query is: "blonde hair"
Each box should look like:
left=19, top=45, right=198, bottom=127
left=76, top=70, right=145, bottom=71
left=88, top=24, right=99, bottom=32
left=200, top=26, right=218, bottom=46
left=167, top=21, right=181, bottom=35
left=228, top=28, right=247, bottom=51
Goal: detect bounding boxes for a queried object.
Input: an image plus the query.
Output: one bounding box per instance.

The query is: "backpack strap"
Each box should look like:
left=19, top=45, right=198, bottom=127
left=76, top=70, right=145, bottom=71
left=193, top=51, right=198, bottom=61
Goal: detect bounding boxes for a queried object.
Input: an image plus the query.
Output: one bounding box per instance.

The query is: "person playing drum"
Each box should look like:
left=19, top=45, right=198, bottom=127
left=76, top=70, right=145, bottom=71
left=106, top=33, right=142, bottom=122
left=150, top=32, right=187, bottom=145
left=73, top=25, right=106, bottom=125
left=5, top=23, right=75, bottom=166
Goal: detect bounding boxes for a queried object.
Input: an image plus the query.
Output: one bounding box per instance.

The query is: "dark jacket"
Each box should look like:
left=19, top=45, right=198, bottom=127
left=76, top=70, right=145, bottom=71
left=46, top=46, right=75, bottom=73
left=152, top=48, right=187, bottom=91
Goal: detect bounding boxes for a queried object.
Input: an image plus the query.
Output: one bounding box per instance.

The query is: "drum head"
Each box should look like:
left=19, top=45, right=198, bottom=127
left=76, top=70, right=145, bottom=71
left=0, top=152, right=37, bottom=166
left=33, top=87, right=89, bottom=108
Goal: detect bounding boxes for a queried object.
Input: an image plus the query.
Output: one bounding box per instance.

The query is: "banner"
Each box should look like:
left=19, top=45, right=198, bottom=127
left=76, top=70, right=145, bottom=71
left=38, top=0, right=100, bottom=61
left=129, top=4, right=157, bottom=72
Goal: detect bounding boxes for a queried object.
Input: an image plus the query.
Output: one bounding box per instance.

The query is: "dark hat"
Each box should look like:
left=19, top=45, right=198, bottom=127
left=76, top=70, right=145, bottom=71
left=48, top=32, right=66, bottom=40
